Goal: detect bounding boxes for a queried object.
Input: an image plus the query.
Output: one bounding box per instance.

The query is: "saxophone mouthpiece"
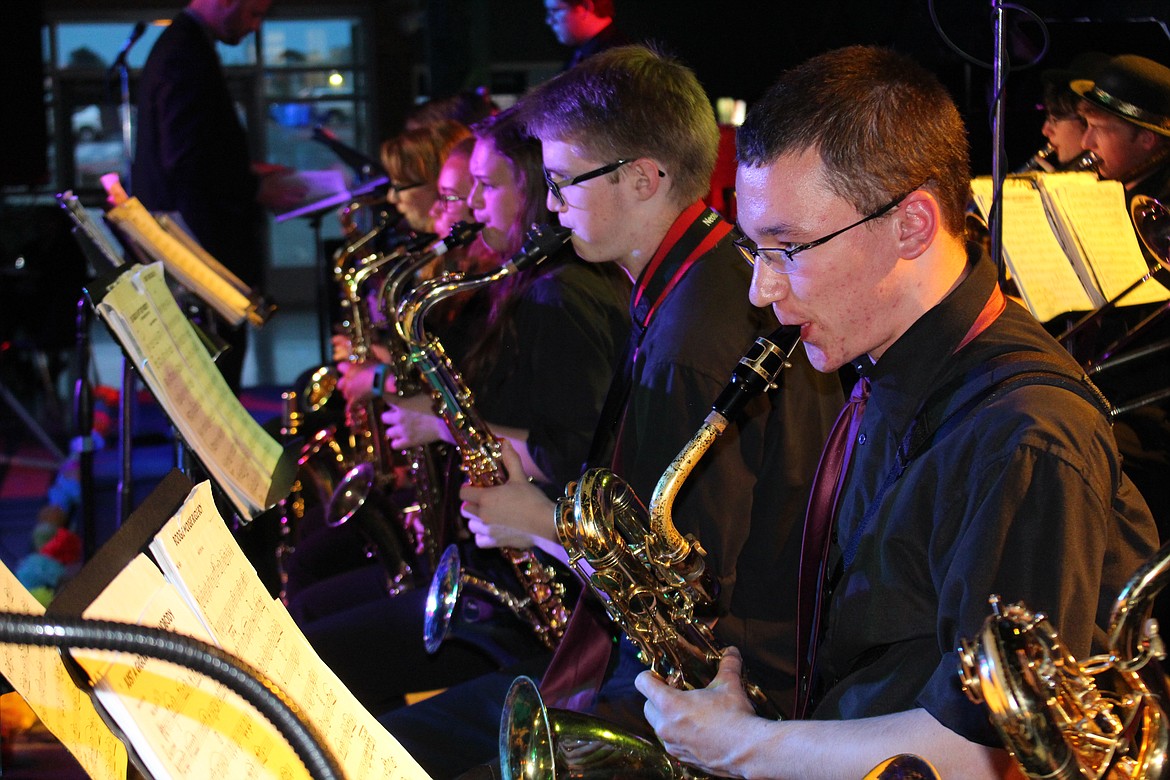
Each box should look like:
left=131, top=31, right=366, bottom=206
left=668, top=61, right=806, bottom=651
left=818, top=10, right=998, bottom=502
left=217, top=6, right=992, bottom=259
left=504, top=223, right=573, bottom=274
left=711, top=324, right=802, bottom=420
left=435, top=221, right=486, bottom=255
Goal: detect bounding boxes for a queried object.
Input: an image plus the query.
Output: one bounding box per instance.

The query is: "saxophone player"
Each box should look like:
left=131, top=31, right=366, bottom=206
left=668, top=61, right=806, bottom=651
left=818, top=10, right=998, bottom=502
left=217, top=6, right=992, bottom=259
left=296, top=107, right=632, bottom=716
left=636, top=45, right=1158, bottom=780
left=384, top=45, right=844, bottom=778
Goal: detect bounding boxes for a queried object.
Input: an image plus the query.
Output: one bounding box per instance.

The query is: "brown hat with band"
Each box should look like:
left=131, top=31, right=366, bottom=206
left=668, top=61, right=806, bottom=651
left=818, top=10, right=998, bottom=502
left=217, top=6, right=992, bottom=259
left=1071, top=54, right=1170, bottom=137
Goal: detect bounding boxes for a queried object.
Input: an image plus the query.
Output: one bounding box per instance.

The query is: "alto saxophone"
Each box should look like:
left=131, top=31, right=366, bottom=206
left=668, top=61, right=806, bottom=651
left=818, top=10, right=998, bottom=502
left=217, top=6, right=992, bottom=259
left=500, top=327, right=800, bottom=780
left=958, top=544, right=1170, bottom=779
left=394, top=223, right=575, bottom=653
left=556, top=325, right=801, bottom=716
left=325, top=223, right=486, bottom=588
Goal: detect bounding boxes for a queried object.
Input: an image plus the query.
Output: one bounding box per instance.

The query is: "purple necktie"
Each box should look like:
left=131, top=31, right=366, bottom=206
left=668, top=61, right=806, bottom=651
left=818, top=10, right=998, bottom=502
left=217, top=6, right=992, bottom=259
left=793, top=376, right=870, bottom=718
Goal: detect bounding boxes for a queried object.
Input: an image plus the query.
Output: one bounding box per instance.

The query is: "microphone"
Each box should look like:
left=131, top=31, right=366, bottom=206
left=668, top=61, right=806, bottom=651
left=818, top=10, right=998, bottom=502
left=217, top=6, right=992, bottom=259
left=311, top=125, right=384, bottom=180
left=109, top=20, right=147, bottom=73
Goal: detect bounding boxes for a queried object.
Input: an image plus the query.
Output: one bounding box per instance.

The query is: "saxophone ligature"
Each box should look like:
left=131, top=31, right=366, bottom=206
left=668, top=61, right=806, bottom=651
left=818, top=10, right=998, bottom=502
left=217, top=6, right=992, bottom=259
left=393, top=223, right=576, bottom=653
left=957, top=543, right=1170, bottom=779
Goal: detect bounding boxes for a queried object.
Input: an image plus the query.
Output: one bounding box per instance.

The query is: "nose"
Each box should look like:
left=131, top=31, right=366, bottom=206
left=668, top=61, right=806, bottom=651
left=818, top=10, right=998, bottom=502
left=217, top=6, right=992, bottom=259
left=747, top=261, right=790, bottom=309
left=1081, top=124, right=1097, bottom=152
left=546, top=187, right=566, bottom=214
left=1041, top=116, right=1055, bottom=141
left=467, top=181, right=484, bottom=211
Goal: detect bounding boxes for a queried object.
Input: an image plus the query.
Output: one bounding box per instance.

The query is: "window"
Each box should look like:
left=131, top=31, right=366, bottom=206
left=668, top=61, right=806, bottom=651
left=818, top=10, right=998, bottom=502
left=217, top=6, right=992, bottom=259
left=41, top=12, right=375, bottom=298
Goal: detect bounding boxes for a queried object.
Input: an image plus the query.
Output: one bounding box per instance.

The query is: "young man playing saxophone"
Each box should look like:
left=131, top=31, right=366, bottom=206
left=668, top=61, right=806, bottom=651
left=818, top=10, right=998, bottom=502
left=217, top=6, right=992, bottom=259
left=634, top=45, right=1159, bottom=779
left=378, top=44, right=843, bottom=778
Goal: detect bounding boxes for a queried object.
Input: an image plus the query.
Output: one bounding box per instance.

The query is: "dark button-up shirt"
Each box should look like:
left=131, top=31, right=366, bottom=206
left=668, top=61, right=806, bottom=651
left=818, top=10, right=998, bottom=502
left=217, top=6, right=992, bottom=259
left=812, top=248, right=1158, bottom=745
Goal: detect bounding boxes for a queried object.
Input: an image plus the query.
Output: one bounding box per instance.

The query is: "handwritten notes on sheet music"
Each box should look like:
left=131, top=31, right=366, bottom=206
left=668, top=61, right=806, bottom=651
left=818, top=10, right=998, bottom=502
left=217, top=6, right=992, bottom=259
left=75, top=481, right=431, bottom=780
left=95, top=263, right=282, bottom=518
left=0, top=561, right=128, bottom=779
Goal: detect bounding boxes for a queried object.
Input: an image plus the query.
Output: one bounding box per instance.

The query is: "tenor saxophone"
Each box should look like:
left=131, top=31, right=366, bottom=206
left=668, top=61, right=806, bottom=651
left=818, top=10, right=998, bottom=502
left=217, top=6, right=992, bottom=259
left=394, top=223, right=575, bottom=653
left=557, top=325, right=800, bottom=716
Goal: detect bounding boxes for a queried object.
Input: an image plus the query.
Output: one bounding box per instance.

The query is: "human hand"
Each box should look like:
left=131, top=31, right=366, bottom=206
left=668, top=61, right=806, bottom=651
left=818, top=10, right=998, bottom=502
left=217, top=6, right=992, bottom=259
left=331, top=334, right=353, bottom=362
left=256, top=165, right=308, bottom=210
left=336, top=360, right=378, bottom=406
left=381, top=395, right=449, bottom=449
left=459, top=440, right=557, bottom=549
left=636, top=646, right=767, bottom=777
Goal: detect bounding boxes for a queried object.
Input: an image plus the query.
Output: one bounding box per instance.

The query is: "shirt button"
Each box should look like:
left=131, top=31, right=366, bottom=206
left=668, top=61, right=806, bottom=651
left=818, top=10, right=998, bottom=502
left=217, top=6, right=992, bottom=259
left=857, top=432, right=867, bottom=445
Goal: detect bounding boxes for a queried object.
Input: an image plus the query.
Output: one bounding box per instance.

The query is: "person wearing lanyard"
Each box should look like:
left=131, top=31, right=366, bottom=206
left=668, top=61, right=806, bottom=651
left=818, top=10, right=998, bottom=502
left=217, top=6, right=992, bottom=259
left=377, top=44, right=843, bottom=779
left=634, top=45, right=1158, bottom=779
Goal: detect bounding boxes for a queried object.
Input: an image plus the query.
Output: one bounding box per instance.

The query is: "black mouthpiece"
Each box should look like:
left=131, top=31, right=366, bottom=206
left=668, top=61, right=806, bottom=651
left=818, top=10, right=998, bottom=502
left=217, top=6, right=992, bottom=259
left=711, top=324, right=802, bottom=419
left=506, top=223, right=573, bottom=274
left=441, top=221, right=486, bottom=253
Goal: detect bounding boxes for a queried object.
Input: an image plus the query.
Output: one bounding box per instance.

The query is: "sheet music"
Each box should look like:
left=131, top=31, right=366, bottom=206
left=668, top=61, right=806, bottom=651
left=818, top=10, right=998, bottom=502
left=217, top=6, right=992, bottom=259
left=147, top=481, right=431, bottom=780
left=95, top=263, right=282, bottom=517
left=971, top=177, right=1097, bottom=321
left=1037, top=174, right=1170, bottom=306
left=106, top=197, right=254, bottom=327
left=76, top=555, right=309, bottom=780
left=0, top=559, right=128, bottom=779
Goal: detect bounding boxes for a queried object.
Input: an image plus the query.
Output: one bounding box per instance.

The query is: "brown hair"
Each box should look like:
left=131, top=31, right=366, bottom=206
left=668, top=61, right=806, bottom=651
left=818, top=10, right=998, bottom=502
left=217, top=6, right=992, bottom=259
left=737, top=46, right=971, bottom=237
left=379, top=119, right=471, bottom=187
left=520, top=44, right=718, bottom=207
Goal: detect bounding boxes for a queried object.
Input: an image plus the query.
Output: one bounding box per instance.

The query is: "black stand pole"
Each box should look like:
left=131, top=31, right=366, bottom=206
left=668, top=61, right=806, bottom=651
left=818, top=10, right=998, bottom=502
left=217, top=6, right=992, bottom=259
left=118, top=358, right=134, bottom=525
left=73, top=297, right=97, bottom=561
left=989, top=0, right=1008, bottom=287
left=311, top=212, right=330, bottom=365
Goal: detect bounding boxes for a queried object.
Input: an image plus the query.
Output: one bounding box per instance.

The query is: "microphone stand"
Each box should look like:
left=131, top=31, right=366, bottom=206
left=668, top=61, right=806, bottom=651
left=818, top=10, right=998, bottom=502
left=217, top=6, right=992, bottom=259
left=74, top=298, right=97, bottom=561
left=989, top=0, right=1008, bottom=288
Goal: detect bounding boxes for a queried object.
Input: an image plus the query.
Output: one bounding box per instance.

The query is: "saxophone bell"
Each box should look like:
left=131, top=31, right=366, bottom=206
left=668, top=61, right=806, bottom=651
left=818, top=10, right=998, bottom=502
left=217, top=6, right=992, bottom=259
left=500, top=675, right=702, bottom=780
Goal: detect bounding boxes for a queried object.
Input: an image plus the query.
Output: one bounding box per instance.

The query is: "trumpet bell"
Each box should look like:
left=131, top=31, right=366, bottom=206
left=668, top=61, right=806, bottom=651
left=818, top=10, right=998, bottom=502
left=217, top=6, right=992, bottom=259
left=1132, top=195, right=1170, bottom=276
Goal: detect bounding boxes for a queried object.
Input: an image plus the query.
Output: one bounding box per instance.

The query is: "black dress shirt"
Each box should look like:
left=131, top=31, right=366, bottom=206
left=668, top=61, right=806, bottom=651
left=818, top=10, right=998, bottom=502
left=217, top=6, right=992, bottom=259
left=811, top=248, right=1158, bottom=745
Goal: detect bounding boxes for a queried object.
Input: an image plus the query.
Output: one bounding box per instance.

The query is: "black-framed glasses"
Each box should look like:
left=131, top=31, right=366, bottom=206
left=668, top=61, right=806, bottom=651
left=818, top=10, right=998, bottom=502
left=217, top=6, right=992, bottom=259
left=544, top=159, right=633, bottom=207
left=389, top=181, right=425, bottom=195
left=734, top=190, right=913, bottom=274
left=436, top=193, right=469, bottom=213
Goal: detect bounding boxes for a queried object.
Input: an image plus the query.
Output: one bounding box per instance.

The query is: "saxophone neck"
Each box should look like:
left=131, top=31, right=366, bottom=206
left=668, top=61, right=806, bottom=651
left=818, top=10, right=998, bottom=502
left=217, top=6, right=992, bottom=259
left=646, top=325, right=802, bottom=564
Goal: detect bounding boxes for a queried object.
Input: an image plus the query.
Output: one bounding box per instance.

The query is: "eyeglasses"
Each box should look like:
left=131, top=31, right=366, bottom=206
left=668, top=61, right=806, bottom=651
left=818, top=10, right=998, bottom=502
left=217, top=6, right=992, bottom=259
left=436, top=193, right=469, bottom=213
left=389, top=181, right=425, bottom=195
left=734, top=190, right=913, bottom=274
left=544, top=159, right=632, bottom=207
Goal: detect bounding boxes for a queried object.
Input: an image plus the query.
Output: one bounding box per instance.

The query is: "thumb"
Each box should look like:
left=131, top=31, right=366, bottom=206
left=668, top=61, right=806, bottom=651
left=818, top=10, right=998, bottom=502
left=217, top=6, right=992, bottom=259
left=713, top=646, right=744, bottom=686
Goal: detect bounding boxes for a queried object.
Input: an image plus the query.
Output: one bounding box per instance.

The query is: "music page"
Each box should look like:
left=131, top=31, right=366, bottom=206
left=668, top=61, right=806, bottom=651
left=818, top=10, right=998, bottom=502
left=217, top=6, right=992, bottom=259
left=148, top=480, right=432, bottom=779
left=971, top=176, right=1097, bottom=320
left=76, top=554, right=309, bottom=780
left=106, top=197, right=253, bottom=327
left=1038, top=174, right=1170, bottom=306
left=0, top=559, right=128, bottom=780
left=95, top=263, right=282, bottom=517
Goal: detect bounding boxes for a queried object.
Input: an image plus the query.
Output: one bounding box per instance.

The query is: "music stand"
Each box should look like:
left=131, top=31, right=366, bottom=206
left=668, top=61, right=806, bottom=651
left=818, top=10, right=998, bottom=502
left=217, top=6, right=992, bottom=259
left=275, top=176, right=390, bottom=365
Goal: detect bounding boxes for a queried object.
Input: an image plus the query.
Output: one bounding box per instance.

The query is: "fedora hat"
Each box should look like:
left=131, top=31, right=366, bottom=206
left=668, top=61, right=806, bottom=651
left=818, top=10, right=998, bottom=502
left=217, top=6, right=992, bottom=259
left=1042, top=51, right=1111, bottom=95
left=1071, top=54, right=1170, bottom=137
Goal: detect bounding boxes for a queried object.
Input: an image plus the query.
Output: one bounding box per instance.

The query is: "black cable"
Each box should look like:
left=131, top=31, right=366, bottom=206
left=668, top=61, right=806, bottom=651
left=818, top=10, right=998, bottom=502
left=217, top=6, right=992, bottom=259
left=926, top=0, right=1049, bottom=72
left=0, top=612, right=343, bottom=780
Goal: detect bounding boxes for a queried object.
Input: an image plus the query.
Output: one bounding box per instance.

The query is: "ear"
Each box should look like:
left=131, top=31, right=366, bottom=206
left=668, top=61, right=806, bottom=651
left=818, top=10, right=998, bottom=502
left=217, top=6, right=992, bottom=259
left=628, top=158, right=665, bottom=202
left=894, top=189, right=939, bottom=260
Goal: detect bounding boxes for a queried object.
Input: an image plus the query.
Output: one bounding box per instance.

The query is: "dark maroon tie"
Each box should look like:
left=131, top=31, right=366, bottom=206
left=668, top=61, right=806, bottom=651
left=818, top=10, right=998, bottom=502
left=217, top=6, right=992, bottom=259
left=793, top=376, right=870, bottom=718
left=537, top=593, right=615, bottom=710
